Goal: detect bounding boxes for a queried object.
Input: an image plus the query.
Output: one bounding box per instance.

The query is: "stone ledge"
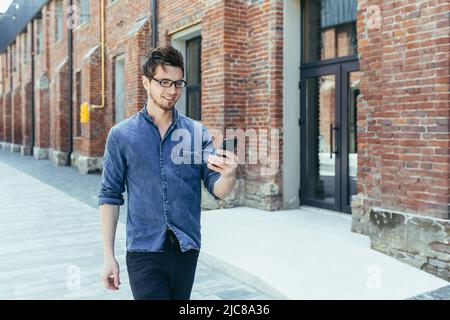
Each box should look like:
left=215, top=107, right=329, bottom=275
left=77, top=155, right=102, bottom=174
left=2, top=142, right=11, bottom=151
left=369, top=208, right=450, bottom=281
left=20, top=145, right=32, bottom=156
left=33, top=147, right=49, bottom=160
left=50, top=149, right=69, bottom=166
left=10, top=144, right=21, bottom=153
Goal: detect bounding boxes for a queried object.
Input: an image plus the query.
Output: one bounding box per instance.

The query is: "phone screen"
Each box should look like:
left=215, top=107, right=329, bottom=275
left=222, top=137, right=238, bottom=155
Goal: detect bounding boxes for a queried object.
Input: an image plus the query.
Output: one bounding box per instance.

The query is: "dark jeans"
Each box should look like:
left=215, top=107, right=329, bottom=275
left=126, top=229, right=200, bottom=300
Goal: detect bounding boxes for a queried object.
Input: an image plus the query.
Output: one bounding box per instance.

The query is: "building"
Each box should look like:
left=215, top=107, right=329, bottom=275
left=0, top=0, right=448, bottom=281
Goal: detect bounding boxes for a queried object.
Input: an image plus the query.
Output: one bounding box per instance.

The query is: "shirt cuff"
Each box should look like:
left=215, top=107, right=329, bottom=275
left=98, top=197, right=124, bottom=206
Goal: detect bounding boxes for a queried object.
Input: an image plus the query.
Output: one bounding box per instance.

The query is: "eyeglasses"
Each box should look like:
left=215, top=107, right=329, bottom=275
left=150, top=77, right=187, bottom=89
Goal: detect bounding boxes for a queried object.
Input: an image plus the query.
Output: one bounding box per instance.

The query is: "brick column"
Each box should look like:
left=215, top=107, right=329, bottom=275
left=50, top=59, right=70, bottom=166
left=20, top=81, right=33, bottom=155
left=11, top=87, right=22, bottom=152
left=241, top=0, right=284, bottom=211
left=78, top=45, right=105, bottom=174
left=0, top=95, right=3, bottom=143
left=2, top=91, right=12, bottom=145
left=34, top=73, right=51, bottom=160
left=353, top=0, right=450, bottom=281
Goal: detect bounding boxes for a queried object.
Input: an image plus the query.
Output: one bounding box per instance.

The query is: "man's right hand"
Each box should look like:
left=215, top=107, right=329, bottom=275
left=101, top=257, right=121, bottom=290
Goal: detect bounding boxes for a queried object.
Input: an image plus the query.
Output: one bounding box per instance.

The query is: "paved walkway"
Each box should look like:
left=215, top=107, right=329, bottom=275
left=0, top=149, right=271, bottom=300
left=200, top=206, right=449, bottom=299
left=0, top=148, right=448, bottom=300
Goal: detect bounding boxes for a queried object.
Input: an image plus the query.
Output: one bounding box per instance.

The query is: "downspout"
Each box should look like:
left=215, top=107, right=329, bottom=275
left=31, top=20, right=35, bottom=156
left=152, top=0, right=157, bottom=48
left=66, top=0, right=74, bottom=166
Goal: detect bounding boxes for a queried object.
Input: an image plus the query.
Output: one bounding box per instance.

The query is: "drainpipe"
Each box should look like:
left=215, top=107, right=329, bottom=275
left=152, top=0, right=157, bottom=48
left=31, top=19, right=35, bottom=156
left=66, top=0, right=74, bottom=166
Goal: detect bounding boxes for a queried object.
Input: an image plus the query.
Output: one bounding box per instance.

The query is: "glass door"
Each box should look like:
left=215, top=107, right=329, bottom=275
left=300, top=62, right=360, bottom=213
left=301, top=65, right=341, bottom=211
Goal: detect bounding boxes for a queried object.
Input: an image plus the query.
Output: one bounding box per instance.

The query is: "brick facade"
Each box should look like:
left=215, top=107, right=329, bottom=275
left=352, top=0, right=450, bottom=280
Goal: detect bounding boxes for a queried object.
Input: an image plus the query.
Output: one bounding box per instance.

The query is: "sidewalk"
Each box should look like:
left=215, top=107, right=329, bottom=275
left=200, top=207, right=449, bottom=299
left=0, top=150, right=448, bottom=300
left=0, top=157, right=270, bottom=300
left=0, top=161, right=131, bottom=299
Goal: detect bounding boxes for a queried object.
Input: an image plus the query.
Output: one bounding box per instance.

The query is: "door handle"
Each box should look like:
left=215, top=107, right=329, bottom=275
left=330, top=124, right=340, bottom=159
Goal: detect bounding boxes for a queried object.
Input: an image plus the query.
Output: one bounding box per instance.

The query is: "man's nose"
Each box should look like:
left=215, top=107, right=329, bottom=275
left=166, top=84, right=177, bottom=94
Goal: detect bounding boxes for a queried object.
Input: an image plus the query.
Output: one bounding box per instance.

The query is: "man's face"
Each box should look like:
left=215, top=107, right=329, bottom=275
left=142, top=65, right=184, bottom=112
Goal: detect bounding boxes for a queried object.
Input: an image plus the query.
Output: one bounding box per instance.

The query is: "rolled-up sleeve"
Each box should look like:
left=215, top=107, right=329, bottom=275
left=98, top=128, right=126, bottom=206
left=201, top=126, right=221, bottom=200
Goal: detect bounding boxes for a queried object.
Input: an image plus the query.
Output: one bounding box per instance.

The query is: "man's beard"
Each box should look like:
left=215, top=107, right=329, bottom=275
left=149, top=92, right=178, bottom=111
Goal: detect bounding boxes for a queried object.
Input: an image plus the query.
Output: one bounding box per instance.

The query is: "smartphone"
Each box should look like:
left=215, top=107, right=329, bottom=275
left=221, top=137, right=238, bottom=155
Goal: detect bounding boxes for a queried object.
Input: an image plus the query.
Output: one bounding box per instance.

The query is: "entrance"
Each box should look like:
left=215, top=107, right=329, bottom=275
left=300, top=63, right=360, bottom=213
left=300, top=0, right=360, bottom=213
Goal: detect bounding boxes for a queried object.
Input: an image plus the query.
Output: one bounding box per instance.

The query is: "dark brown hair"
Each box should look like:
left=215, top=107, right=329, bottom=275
left=142, top=46, right=184, bottom=79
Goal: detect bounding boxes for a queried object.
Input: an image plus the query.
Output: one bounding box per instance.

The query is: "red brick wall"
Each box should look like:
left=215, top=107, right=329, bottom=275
left=19, top=24, right=34, bottom=148
left=353, top=0, right=450, bottom=222
left=53, top=60, right=70, bottom=151
left=12, top=88, right=22, bottom=145
left=2, top=92, right=11, bottom=142
left=34, top=75, right=51, bottom=148
left=33, top=6, right=51, bottom=149
left=0, top=95, right=3, bottom=142
left=48, top=0, right=70, bottom=153
left=21, top=81, right=33, bottom=147
left=0, top=53, right=5, bottom=142
left=2, top=0, right=284, bottom=210
left=158, top=0, right=285, bottom=210
left=72, top=0, right=151, bottom=157
left=2, top=43, right=12, bottom=142
left=244, top=0, right=284, bottom=209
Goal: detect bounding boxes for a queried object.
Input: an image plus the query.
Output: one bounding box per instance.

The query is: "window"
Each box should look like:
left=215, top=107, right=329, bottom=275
left=36, top=19, right=43, bottom=55
left=55, top=0, right=64, bottom=42
left=23, top=34, right=29, bottom=65
left=114, top=55, right=125, bottom=124
left=185, top=37, right=202, bottom=121
left=11, top=44, right=16, bottom=72
left=75, top=71, right=82, bottom=137
left=303, top=0, right=358, bottom=63
left=76, top=0, right=89, bottom=25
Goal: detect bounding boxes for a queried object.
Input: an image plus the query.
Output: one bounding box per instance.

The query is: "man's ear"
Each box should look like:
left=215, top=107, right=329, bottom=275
left=142, top=76, right=149, bottom=90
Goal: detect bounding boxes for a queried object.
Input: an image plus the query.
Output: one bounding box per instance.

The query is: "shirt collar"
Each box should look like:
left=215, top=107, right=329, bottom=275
left=141, top=103, right=179, bottom=126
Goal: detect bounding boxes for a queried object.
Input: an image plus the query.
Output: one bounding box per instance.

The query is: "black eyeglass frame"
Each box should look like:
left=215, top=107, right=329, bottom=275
left=150, top=77, right=187, bottom=89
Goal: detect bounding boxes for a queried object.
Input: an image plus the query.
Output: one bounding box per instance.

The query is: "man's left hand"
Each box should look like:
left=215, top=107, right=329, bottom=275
left=207, top=149, right=238, bottom=179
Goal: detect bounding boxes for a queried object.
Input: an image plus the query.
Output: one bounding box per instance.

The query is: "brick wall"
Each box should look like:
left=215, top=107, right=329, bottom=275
left=12, top=88, right=22, bottom=145
left=72, top=0, right=151, bottom=158
left=353, top=0, right=450, bottom=280
left=33, top=6, right=51, bottom=150
left=354, top=0, right=450, bottom=221
left=0, top=0, right=285, bottom=211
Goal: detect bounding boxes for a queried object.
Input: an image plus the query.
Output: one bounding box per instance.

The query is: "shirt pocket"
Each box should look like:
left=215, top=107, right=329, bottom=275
left=173, top=150, right=202, bottom=180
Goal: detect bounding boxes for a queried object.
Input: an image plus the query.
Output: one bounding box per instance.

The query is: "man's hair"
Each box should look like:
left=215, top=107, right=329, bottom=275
left=142, top=46, right=184, bottom=79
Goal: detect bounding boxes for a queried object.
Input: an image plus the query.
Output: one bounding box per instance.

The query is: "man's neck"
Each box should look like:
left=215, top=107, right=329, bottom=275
left=147, top=102, right=173, bottom=127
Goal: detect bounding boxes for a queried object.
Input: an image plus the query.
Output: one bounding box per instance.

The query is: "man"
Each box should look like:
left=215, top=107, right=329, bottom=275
left=98, top=46, right=237, bottom=300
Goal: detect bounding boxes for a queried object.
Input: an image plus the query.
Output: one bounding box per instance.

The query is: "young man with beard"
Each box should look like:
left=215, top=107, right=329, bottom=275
left=98, top=46, right=237, bottom=300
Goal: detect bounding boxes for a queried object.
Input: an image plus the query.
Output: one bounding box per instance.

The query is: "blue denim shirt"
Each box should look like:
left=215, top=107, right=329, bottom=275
left=98, top=104, right=221, bottom=252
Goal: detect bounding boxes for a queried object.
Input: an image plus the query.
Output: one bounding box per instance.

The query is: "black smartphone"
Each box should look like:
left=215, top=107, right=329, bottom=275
left=221, top=137, right=238, bottom=155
